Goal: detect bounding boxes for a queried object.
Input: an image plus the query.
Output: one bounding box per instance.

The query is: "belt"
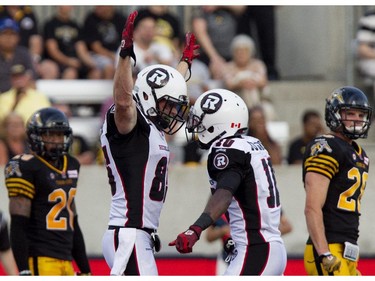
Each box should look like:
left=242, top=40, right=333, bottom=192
left=108, top=225, right=156, bottom=235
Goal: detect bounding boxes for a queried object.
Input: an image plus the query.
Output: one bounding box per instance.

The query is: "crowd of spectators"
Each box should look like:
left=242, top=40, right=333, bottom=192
left=0, top=5, right=333, bottom=168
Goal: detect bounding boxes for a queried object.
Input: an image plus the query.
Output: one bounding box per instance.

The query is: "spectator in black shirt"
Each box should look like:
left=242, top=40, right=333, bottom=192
left=287, top=109, right=324, bottom=165
left=43, top=6, right=101, bottom=79
left=82, top=6, right=126, bottom=79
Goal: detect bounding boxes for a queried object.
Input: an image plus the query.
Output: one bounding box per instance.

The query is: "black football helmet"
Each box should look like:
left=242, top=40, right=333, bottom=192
left=26, top=107, right=73, bottom=159
left=325, top=86, right=372, bottom=139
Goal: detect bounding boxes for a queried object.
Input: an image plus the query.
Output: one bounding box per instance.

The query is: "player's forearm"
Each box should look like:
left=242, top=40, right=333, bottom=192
left=113, top=57, right=133, bottom=106
left=203, top=189, right=232, bottom=223
left=176, top=60, right=189, bottom=78
left=72, top=216, right=91, bottom=274
left=305, top=208, right=329, bottom=255
left=10, top=215, right=30, bottom=273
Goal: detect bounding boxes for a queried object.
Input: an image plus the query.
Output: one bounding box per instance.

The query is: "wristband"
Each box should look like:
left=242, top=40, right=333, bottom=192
left=119, top=46, right=136, bottom=65
left=193, top=213, right=214, bottom=231
left=180, top=57, right=192, bottom=82
left=319, top=252, right=332, bottom=262
left=180, top=57, right=191, bottom=68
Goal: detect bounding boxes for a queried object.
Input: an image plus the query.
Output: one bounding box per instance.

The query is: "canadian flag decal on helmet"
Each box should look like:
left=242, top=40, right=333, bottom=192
left=231, top=123, right=241, bottom=128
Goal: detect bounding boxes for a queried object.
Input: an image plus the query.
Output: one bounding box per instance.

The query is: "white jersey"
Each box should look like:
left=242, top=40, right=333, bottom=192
left=207, top=135, right=283, bottom=246
left=100, top=105, right=169, bottom=230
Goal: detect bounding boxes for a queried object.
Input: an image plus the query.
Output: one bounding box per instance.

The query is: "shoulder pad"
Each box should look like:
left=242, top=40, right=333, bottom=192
left=320, top=134, right=334, bottom=138
left=20, top=154, right=35, bottom=161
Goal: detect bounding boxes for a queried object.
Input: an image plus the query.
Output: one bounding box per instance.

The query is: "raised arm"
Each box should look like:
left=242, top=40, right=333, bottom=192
left=176, top=32, right=200, bottom=79
left=113, top=11, right=138, bottom=135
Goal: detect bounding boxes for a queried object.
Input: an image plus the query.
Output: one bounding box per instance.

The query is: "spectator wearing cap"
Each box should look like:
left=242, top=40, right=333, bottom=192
left=0, top=6, right=43, bottom=67
left=0, top=64, right=51, bottom=125
left=0, top=17, right=37, bottom=93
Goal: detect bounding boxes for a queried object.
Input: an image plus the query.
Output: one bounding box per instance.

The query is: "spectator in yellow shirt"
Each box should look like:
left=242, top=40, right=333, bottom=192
left=0, top=64, right=51, bottom=125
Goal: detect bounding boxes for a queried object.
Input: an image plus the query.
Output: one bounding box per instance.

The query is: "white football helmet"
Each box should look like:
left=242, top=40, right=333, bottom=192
left=133, top=64, right=189, bottom=135
left=186, top=89, right=249, bottom=149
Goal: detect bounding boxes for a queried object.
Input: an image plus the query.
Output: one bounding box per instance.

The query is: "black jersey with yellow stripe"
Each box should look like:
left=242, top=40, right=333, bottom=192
left=303, top=134, right=370, bottom=244
left=4, top=153, right=80, bottom=260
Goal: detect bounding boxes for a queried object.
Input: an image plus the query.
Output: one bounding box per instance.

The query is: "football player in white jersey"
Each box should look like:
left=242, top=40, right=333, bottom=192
left=100, top=11, right=199, bottom=275
left=169, top=89, right=287, bottom=275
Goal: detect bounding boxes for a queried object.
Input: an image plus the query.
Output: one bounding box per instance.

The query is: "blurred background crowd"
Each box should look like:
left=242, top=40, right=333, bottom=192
left=2, top=5, right=374, bottom=168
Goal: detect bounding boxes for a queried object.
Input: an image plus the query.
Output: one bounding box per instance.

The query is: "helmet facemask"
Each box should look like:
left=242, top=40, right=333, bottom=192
left=30, top=127, right=72, bottom=160
left=186, top=108, right=206, bottom=146
left=149, top=94, right=189, bottom=135
left=338, top=106, right=372, bottom=139
left=186, top=111, right=227, bottom=149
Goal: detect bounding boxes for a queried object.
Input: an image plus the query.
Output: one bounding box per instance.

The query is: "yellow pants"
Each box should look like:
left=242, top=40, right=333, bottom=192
left=29, top=256, right=75, bottom=276
left=304, top=243, right=360, bottom=276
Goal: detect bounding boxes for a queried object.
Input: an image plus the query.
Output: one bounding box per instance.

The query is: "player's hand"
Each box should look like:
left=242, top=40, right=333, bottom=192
left=181, top=32, right=200, bottom=67
left=168, top=225, right=202, bottom=253
left=223, top=237, right=236, bottom=254
left=119, top=10, right=138, bottom=62
left=319, top=253, right=341, bottom=273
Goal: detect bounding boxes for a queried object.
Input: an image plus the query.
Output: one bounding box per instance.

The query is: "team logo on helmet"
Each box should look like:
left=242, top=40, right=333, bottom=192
left=200, top=93, right=223, bottom=114
left=213, top=153, right=229, bottom=169
left=146, top=68, right=169, bottom=89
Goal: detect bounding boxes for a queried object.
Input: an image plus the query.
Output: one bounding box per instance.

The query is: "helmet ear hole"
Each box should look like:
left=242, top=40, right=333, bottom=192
left=208, top=126, right=214, bottom=133
left=143, top=91, right=148, bottom=100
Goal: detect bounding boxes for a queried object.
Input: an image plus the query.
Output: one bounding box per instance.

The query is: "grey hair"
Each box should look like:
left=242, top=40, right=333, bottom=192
left=230, top=34, right=256, bottom=57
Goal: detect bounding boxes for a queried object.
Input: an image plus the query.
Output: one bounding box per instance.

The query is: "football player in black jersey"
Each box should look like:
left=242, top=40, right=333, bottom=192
left=100, top=11, right=199, bottom=275
left=303, top=86, right=372, bottom=275
left=4, top=107, right=91, bottom=276
left=169, top=89, right=286, bottom=275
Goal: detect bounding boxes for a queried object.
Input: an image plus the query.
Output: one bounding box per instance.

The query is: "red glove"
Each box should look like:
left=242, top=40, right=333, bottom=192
left=181, top=32, right=200, bottom=68
left=169, top=225, right=202, bottom=253
left=119, top=10, right=138, bottom=63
